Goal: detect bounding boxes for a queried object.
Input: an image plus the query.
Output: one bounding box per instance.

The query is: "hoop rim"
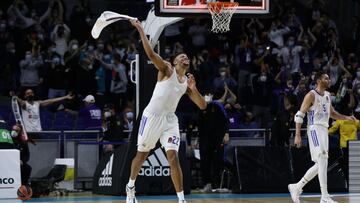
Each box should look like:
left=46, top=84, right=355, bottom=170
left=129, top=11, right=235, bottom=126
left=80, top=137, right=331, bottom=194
left=207, top=2, right=239, bottom=8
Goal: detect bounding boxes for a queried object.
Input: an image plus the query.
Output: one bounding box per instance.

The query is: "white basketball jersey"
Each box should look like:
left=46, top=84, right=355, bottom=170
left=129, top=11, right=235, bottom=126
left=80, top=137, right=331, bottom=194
left=22, top=101, right=42, bottom=132
left=145, top=68, right=188, bottom=114
left=307, top=90, right=331, bottom=128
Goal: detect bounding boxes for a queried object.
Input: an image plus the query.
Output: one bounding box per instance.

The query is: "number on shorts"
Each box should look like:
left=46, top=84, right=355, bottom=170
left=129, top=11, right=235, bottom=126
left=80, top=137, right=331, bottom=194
left=172, top=136, right=179, bottom=145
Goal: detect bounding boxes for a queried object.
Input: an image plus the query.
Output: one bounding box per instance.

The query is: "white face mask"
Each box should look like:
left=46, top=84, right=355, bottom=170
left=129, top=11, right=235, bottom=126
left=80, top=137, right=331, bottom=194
left=25, top=54, right=32, bottom=61
left=11, top=130, right=19, bottom=138
left=220, top=72, right=226, bottom=77
left=126, top=112, right=134, bottom=120
left=260, top=75, right=267, bottom=82
left=104, top=111, right=112, bottom=118
left=204, top=95, right=213, bottom=103
left=357, top=71, right=360, bottom=78
left=72, top=44, right=78, bottom=50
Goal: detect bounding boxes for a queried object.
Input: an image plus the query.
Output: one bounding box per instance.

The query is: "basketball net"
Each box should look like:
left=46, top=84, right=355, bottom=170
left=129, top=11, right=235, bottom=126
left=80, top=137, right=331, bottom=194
left=207, top=2, right=238, bottom=33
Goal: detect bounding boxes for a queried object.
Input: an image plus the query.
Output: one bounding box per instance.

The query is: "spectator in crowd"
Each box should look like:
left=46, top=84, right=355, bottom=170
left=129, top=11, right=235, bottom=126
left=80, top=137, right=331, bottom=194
left=11, top=123, right=32, bottom=186
left=95, top=52, right=128, bottom=113
left=328, top=109, right=360, bottom=185
left=213, top=66, right=237, bottom=93
left=101, top=103, right=124, bottom=153
left=198, top=92, right=229, bottom=192
left=67, top=95, right=102, bottom=130
left=19, top=47, right=44, bottom=96
left=51, top=22, right=71, bottom=57
left=13, top=88, right=74, bottom=132
left=238, top=111, right=260, bottom=137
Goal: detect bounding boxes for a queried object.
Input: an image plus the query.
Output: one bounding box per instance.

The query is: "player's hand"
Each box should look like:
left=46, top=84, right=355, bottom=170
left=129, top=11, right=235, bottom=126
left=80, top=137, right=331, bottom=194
left=347, top=115, right=357, bottom=121
left=66, top=93, right=75, bottom=100
left=223, top=133, right=229, bottom=145
left=130, top=19, right=142, bottom=30
left=187, top=73, right=196, bottom=90
left=294, top=135, right=302, bottom=148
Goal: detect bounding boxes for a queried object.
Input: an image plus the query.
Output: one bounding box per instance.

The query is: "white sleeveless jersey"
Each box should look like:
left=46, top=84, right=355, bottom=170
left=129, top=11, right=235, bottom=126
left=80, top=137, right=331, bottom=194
left=307, top=90, right=331, bottom=128
left=145, top=68, right=188, bottom=114
left=22, top=101, right=42, bottom=132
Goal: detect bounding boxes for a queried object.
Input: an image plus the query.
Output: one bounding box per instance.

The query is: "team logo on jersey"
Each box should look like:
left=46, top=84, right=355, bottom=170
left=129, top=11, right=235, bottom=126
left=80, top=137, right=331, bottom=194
left=139, top=148, right=170, bottom=177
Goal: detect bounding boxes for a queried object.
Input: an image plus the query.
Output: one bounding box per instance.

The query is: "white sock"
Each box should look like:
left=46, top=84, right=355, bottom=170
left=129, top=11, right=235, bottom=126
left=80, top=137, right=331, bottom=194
left=128, top=179, right=136, bottom=188
left=296, top=163, right=318, bottom=190
left=177, top=191, right=185, bottom=200
left=318, top=155, right=329, bottom=197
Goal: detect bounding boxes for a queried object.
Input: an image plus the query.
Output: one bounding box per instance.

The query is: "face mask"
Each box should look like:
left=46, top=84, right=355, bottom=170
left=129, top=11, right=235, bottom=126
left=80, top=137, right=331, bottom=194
left=219, top=57, right=226, bottom=63
left=88, top=46, right=94, bottom=51
left=342, top=78, right=347, bottom=83
left=51, top=47, right=56, bottom=52
left=10, top=49, right=15, bottom=54
left=165, top=48, right=171, bottom=54
left=220, top=71, right=226, bottom=77
left=53, top=57, right=60, bottom=65
left=72, top=44, right=78, bottom=50
left=126, top=112, right=134, bottom=120
left=11, top=130, right=18, bottom=138
left=288, top=40, right=295, bottom=46
left=258, top=49, right=264, bottom=55
left=357, top=71, right=360, bottom=78
left=311, top=75, right=315, bottom=80
left=104, top=111, right=112, bottom=118
left=38, top=34, right=43, bottom=40
left=260, top=75, right=267, bottom=82
left=86, top=18, right=91, bottom=23
left=204, top=95, right=212, bottom=103
left=25, top=54, right=32, bottom=61
left=26, top=95, right=34, bottom=101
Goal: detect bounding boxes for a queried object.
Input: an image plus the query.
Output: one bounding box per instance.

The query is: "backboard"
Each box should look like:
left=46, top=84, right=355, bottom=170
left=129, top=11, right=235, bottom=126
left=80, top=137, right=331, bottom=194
left=155, top=0, right=270, bottom=17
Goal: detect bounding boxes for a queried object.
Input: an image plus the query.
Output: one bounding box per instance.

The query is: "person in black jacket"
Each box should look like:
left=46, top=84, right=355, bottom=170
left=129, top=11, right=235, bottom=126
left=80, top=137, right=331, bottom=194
left=198, top=93, right=229, bottom=192
left=101, top=103, right=125, bottom=153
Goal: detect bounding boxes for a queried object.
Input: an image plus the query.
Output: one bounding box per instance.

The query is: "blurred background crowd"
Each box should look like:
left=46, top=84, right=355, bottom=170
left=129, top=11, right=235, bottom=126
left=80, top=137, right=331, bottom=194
left=0, top=0, right=360, bottom=146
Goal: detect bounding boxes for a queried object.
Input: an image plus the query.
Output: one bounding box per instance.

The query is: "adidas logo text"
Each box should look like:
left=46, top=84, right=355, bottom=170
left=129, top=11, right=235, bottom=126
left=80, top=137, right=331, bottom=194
left=139, top=148, right=170, bottom=177
left=99, top=154, right=113, bottom=187
left=139, top=166, right=170, bottom=176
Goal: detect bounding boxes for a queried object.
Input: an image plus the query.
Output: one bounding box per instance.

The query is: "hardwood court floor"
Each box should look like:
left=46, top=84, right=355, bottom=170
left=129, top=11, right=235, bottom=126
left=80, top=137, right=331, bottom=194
left=1, top=193, right=360, bottom=203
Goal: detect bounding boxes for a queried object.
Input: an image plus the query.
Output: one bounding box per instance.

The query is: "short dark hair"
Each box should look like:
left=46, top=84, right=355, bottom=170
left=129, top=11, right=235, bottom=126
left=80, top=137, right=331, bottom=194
left=314, top=71, right=327, bottom=82
left=171, top=52, right=186, bottom=65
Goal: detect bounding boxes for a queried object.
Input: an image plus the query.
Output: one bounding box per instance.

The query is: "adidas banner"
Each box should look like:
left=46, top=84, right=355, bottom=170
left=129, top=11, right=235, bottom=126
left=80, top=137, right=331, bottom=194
left=93, top=141, right=190, bottom=195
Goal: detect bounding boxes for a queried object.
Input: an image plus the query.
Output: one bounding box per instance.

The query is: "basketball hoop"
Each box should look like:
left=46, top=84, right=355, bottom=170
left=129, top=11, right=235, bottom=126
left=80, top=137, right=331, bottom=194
left=207, top=2, right=238, bottom=33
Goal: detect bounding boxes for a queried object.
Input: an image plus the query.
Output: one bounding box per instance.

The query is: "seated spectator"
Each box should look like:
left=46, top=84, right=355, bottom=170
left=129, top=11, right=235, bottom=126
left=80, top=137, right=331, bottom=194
left=238, top=111, right=260, bottom=137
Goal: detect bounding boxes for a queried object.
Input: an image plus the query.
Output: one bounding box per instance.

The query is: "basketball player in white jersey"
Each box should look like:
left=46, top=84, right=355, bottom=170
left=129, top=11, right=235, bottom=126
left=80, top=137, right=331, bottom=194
left=126, top=20, right=206, bottom=203
left=288, top=71, right=356, bottom=203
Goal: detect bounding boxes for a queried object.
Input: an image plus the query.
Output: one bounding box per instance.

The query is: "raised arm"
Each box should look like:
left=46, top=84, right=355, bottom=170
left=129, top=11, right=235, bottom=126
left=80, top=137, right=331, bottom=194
left=130, top=20, right=169, bottom=72
left=186, top=74, right=206, bottom=110
left=14, top=96, right=26, bottom=109
left=39, top=94, right=74, bottom=107
left=294, top=92, right=314, bottom=148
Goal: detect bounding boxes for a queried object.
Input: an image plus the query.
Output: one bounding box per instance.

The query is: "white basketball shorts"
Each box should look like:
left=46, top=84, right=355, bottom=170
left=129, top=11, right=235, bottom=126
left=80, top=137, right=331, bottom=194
left=307, top=125, right=329, bottom=162
left=137, top=110, right=181, bottom=152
